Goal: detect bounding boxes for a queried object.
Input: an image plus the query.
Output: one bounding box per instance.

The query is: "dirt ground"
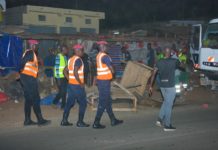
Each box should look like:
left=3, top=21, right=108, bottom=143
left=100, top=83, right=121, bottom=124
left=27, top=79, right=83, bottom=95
left=0, top=75, right=217, bottom=129
left=0, top=70, right=218, bottom=150
left=0, top=84, right=218, bottom=150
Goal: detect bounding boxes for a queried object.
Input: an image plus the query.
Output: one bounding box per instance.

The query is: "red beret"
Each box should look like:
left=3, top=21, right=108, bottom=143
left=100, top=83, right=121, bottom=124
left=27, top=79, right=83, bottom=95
left=96, top=41, right=108, bottom=45
left=28, top=40, right=39, bottom=45
left=73, top=44, right=83, bottom=50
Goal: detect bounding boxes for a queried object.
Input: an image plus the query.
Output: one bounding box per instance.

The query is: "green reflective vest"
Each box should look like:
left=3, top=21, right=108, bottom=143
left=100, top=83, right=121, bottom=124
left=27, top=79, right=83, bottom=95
left=157, top=53, right=164, bottom=60
left=54, top=53, right=67, bottom=78
left=178, top=53, right=187, bottom=64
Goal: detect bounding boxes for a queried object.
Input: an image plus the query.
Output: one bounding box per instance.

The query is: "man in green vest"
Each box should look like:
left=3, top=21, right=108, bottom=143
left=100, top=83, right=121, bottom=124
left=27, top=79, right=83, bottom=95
left=156, top=47, right=164, bottom=61
left=178, top=52, right=187, bottom=64
left=53, top=45, right=69, bottom=109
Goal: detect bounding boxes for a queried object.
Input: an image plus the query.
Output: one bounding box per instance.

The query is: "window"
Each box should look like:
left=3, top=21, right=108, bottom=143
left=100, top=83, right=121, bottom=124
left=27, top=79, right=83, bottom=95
left=85, top=19, right=91, bottom=24
left=38, top=15, right=46, bottom=21
left=203, top=23, right=218, bottom=49
left=65, top=17, right=72, bottom=23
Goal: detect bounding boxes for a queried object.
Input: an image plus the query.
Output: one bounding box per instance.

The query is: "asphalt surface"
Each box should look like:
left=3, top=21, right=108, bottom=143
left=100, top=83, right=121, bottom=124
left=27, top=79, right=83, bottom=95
left=0, top=102, right=218, bottom=150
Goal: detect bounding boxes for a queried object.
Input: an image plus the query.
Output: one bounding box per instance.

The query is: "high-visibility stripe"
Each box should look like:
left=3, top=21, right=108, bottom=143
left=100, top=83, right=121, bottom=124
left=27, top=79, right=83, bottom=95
left=97, top=67, right=109, bottom=71
left=24, top=67, right=38, bottom=74
left=25, top=64, right=37, bottom=67
left=56, top=66, right=65, bottom=69
left=97, top=71, right=112, bottom=75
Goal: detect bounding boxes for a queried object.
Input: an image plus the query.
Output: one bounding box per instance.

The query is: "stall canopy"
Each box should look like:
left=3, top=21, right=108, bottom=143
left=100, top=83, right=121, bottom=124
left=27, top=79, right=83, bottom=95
left=0, top=34, right=23, bottom=72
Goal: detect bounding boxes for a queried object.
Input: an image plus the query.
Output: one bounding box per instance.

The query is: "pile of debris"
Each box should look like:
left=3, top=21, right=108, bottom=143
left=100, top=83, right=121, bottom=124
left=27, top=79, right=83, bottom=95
left=0, top=72, right=22, bottom=103
left=0, top=68, right=57, bottom=103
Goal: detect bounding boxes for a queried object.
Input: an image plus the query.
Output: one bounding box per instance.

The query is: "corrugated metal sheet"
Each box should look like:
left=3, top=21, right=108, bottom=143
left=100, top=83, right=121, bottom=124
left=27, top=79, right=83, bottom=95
left=38, top=40, right=58, bottom=59
left=108, top=45, right=123, bottom=78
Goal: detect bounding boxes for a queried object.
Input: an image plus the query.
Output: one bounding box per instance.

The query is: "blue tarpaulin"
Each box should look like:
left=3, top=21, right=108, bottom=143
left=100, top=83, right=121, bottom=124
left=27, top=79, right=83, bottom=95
left=0, top=34, right=23, bottom=73
left=40, top=93, right=61, bottom=107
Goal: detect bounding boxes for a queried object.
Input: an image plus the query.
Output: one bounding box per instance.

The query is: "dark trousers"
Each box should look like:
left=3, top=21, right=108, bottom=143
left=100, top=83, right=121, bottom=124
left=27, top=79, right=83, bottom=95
left=95, top=80, right=114, bottom=120
left=53, top=78, right=67, bottom=107
left=20, top=74, right=42, bottom=120
left=64, top=84, right=87, bottom=122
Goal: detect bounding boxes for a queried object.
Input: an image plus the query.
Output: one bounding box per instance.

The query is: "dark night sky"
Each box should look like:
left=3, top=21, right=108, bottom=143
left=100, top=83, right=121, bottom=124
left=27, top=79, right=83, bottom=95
left=6, top=0, right=218, bottom=29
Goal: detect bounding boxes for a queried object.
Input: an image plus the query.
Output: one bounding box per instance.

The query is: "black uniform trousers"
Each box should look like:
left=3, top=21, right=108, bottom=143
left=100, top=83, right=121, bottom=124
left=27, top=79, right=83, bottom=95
left=20, top=74, right=42, bottom=120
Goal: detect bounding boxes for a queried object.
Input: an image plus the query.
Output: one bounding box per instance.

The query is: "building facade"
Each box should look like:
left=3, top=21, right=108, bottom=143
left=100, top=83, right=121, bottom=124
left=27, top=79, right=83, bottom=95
left=5, top=5, right=105, bottom=34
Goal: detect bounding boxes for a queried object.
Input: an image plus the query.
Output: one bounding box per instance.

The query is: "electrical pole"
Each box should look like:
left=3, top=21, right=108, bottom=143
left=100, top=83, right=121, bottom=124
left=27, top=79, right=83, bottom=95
left=75, top=0, right=78, bottom=9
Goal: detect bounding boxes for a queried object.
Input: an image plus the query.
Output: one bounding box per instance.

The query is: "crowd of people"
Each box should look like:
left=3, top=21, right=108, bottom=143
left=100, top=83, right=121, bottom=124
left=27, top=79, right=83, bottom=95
left=19, top=40, right=123, bottom=129
left=19, top=39, right=190, bottom=131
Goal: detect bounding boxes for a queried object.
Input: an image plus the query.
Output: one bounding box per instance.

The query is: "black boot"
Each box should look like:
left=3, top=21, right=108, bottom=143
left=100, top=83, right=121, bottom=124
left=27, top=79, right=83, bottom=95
left=24, top=119, right=37, bottom=126
left=77, top=121, right=90, bottom=127
left=92, top=118, right=105, bottom=129
left=36, top=113, right=51, bottom=126
left=110, top=114, right=123, bottom=126
left=24, top=109, right=37, bottom=126
left=61, top=112, right=73, bottom=126
left=76, top=114, right=89, bottom=127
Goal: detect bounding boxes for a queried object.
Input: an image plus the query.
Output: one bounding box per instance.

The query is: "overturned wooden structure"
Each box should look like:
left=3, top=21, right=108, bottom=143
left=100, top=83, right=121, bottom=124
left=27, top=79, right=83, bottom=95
left=89, top=61, right=153, bottom=111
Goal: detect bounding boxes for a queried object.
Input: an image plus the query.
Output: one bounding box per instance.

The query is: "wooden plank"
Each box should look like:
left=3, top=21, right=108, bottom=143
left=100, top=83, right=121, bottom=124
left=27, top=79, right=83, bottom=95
left=112, top=81, right=135, bottom=97
left=120, top=61, right=153, bottom=98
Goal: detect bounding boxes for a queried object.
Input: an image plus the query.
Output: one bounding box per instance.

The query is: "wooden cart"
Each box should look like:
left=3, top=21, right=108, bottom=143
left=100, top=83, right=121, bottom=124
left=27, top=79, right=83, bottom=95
left=89, top=61, right=153, bottom=112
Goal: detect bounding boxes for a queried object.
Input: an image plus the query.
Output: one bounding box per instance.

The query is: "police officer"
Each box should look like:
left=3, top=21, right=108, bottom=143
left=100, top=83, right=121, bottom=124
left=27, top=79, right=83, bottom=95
left=60, top=44, right=89, bottom=127
left=93, top=41, right=123, bottom=129
left=53, top=45, right=69, bottom=109
left=20, top=40, right=51, bottom=126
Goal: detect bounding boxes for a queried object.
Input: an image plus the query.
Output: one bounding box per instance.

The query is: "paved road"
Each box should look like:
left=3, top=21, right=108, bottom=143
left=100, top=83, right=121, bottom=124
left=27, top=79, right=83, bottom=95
left=0, top=103, right=218, bottom=150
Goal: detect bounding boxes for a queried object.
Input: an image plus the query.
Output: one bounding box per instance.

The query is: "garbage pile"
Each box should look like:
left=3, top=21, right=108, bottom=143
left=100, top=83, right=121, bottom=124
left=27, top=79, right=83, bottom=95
left=0, top=68, right=56, bottom=103
left=0, top=72, right=23, bottom=103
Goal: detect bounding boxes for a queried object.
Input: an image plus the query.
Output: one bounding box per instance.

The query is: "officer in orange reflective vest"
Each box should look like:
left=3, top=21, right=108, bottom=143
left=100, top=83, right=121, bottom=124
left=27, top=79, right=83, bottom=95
left=92, top=41, right=123, bottom=129
left=61, top=44, right=89, bottom=127
left=20, top=40, right=51, bottom=126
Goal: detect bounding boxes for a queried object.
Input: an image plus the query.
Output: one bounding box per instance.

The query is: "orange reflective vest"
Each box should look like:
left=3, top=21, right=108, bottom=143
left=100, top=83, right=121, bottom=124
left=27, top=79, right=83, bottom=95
left=68, top=56, right=84, bottom=85
left=21, top=50, right=38, bottom=78
left=96, top=52, right=113, bottom=80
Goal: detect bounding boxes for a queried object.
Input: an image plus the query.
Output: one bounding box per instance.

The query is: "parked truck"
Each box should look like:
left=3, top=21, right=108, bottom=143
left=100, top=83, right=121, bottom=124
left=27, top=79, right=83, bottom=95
left=190, top=18, right=218, bottom=89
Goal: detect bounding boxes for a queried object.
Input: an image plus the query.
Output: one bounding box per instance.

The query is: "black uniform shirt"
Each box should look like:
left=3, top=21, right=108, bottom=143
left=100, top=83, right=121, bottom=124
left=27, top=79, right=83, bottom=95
left=20, top=50, right=34, bottom=71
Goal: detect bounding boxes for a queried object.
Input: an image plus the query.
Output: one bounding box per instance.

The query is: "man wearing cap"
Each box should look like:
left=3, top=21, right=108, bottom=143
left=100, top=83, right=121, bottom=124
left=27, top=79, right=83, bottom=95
left=60, top=44, right=89, bottom=127
left=20, top=40, right=51, bottom=126
left=93, top=41, right=123, bottom=129
left=53, top=45, right=69, bottom=109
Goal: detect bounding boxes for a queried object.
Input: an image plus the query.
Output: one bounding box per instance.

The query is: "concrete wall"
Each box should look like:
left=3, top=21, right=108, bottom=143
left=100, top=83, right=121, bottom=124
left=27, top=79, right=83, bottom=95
left=5, top=5, right=105, bottom=34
